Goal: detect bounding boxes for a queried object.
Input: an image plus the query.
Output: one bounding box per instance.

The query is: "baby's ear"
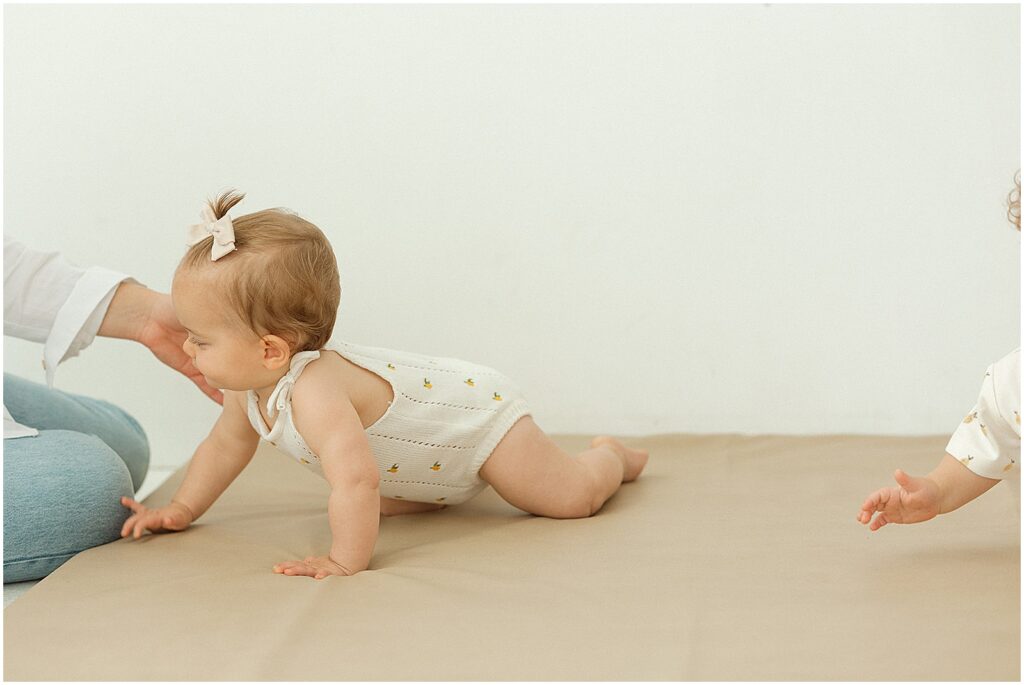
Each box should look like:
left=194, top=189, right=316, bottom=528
left=260, top=335, right=292, bottom=370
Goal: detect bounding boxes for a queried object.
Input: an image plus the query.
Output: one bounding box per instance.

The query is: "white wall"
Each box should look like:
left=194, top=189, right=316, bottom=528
left=4, top=4, right=1020, bottom=468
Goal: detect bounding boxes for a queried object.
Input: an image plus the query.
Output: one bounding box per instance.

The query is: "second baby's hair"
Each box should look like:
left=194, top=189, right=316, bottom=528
left=178, top=190, right=341, bottom=352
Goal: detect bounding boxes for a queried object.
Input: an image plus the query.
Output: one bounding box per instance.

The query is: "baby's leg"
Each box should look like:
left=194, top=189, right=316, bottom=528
left=479, top=416, right=648, bottom=519
left=379, top=497, right=445, bottom=517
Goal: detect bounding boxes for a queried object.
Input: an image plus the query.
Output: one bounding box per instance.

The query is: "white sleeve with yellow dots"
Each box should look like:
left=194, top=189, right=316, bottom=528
left=945, top=348, right=1021, bottom=480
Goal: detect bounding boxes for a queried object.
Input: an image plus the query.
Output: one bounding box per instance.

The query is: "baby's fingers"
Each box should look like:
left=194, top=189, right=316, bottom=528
left=120, top=514, right=139, bottom=538
left=273, top=561, right=314, bottom=577
left=120, top=496, right=145, bottom=514
left=857, top=491, right=884, bottom=523
left=132, top=514, right=162, bottom=539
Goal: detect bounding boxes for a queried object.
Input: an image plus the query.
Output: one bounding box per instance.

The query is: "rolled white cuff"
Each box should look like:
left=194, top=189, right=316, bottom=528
left=42, top=267, right=135, bottom=387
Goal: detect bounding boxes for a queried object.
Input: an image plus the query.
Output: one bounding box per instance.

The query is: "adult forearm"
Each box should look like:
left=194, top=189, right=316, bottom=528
left=929, top=454, right=1000, bottom=515
left=327, top=484, right=380, bottom=574
left=96, top=281, right=157, bottom=342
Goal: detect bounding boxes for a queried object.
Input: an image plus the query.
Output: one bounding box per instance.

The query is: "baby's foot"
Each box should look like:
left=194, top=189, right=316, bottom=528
left=591, top=436, right=649, bottom=482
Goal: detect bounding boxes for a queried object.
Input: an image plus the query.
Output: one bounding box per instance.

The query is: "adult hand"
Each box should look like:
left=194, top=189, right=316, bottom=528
left=138, top=291, right=224, bottom=404
left=99, top=282, right=224, bottom=405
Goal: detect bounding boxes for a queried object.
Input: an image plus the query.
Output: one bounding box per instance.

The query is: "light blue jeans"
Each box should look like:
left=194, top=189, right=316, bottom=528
left=3, top=373, right=149, bottom=583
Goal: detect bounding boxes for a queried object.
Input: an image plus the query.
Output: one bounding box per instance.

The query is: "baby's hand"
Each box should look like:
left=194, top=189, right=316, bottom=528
left=120, top=497, right=194, bottom=539
left=273, top=555, right=354, bottom=580
left=857, top=469, right=941, bottom=531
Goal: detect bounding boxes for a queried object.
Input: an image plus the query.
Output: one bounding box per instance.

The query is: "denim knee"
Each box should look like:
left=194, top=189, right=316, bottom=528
left=4, top=430, right=134, bottom=583
left=2, top=373, right=150, bottom=492
left=96, top=399, right=150, bottom=493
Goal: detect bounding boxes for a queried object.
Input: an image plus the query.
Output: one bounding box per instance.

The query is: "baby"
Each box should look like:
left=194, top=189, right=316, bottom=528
left=120, top=191, right=649, bottom=579
left=858, top=175, right=1021, bottom=530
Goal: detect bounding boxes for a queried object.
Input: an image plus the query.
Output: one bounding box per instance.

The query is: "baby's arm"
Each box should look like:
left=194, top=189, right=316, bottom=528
left=121, top=390, right=259, bottom=538
left=275, top=369, right=380, bottom=579
left=857, top=453, right=1000, bottom=531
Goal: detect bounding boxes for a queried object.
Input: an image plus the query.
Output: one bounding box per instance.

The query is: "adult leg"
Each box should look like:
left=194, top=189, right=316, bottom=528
left=478, top=416, right=648, bottom=519
left=3, top=373, right=149, bottom=491
left=4, top=429, right=135, bottom=583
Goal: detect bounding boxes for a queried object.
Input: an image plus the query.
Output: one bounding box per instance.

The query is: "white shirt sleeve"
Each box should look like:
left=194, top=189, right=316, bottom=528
left=3, top=236, right=140, bottom=439
left=3, top=235, right=136, bottom=386
left=3, top=406, right=38, bottom=439
left=945, top=348, right=1021, bottom=479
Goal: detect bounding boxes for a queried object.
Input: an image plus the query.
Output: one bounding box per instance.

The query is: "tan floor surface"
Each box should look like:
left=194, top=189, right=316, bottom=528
left=4, top=433, right=1020, bottom=680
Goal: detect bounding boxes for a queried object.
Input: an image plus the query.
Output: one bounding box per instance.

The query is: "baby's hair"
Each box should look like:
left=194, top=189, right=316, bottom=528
left=178, top=190, right=341, bottom=352
left=1008, top=171, right=1020, bottom=231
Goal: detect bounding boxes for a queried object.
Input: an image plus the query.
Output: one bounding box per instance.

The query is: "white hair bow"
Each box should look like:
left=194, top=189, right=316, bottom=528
left=186, top=205, right=237, bottom=261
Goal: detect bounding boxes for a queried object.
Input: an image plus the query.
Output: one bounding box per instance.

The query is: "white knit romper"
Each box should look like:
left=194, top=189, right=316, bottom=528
left=245, top=339, right=532, bottom=505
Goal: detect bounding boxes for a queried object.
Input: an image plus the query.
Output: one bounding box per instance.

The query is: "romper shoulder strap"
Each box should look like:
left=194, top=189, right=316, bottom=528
left=265, top=350, right=321, bottom=417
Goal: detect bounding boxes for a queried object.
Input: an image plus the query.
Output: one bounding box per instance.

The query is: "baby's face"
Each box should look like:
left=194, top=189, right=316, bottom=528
left=172, top=271, right=267, bottom=391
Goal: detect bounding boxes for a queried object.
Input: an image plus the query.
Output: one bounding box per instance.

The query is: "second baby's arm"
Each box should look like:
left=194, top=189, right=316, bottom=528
left=279, top=367, right=381, bottom=578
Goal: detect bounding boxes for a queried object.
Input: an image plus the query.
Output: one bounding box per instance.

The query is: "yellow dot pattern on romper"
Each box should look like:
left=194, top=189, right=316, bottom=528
left=960, top=455, right=974, bottom=467
left=963, top=412, right=977, bottom=424
left=374, top=365, right=514, bottom=499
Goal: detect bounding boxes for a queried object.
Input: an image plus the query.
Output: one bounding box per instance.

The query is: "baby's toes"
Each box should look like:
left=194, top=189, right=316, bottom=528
left=622, top=448, right=649, bottom=482
left=592, top=436, right=648, bottom=481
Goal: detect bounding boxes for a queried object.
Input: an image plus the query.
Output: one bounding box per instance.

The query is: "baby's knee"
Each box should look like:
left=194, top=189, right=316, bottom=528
left=547, top=481, right=601, bottom=519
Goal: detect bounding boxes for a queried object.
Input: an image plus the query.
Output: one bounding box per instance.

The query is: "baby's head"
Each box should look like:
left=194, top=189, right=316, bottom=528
left=172, top=190, right=341, bottom=392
